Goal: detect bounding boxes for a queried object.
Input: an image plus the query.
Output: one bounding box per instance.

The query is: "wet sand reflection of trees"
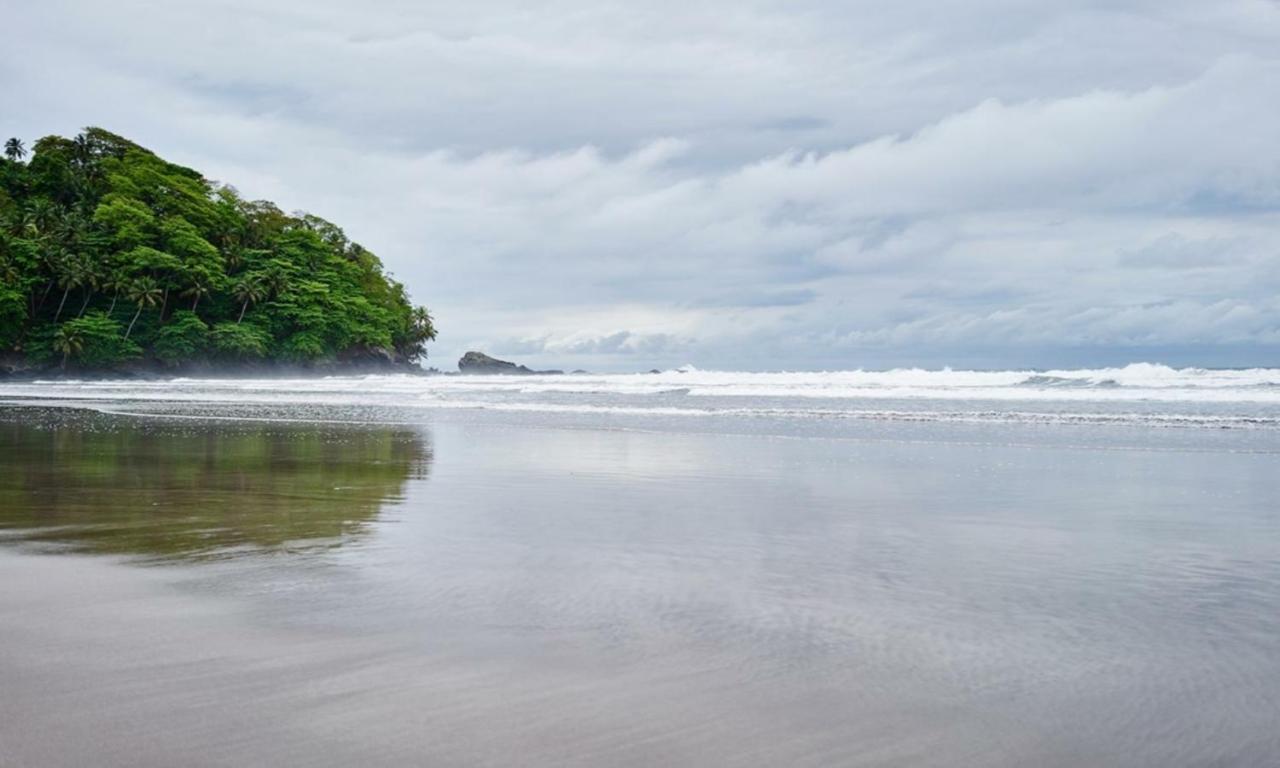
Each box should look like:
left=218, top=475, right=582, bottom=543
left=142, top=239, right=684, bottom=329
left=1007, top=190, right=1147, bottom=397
left=0, top=408, right=432, bottom=561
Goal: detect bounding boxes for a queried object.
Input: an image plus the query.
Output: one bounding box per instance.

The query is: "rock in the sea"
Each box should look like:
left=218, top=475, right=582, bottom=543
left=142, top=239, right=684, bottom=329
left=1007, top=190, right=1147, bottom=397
left=457, top=351, right=563, bottom=376
left=458, top=351, right=527, bottom=374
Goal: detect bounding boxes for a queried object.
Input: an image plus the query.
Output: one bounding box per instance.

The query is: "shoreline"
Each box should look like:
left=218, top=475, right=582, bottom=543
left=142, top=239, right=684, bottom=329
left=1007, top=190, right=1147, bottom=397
left=0, top=359, right=434, bottom=382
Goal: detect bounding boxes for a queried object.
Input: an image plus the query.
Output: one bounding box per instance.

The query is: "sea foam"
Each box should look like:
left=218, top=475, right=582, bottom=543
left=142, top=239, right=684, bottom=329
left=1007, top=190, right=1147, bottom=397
left=5, top=363, right=1280, bottom=429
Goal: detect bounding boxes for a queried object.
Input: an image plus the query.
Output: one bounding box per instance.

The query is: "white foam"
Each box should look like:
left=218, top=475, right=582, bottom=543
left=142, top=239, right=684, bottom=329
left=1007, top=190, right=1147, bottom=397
left=4, top=363, right=1280, bottom=428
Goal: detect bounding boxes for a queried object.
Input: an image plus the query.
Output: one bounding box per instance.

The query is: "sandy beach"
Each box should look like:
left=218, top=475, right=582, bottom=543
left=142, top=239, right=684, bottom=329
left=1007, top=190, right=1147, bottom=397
left=2, top=395, right=1278, bottom=766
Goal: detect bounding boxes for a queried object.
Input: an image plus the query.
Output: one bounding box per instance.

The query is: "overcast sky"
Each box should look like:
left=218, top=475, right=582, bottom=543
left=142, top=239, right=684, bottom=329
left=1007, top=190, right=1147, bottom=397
left=4, top=1, right=1279, bottom=370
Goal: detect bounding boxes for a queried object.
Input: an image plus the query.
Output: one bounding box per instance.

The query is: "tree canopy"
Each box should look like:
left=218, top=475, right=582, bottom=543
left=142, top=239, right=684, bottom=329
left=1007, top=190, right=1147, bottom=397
left=0, top=128, right=436, bottom=372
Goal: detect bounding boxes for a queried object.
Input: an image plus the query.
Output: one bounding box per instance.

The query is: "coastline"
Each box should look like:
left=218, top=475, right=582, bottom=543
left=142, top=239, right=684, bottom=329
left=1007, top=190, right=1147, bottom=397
left=0, top=355, right=432, bottom=382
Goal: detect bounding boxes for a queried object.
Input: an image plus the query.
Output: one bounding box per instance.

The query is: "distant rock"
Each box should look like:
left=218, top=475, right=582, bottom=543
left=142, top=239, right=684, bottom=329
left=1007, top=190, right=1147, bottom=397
left=457, top=351, right=562, bottom=376
left=458, top=351, right=528, bottom=374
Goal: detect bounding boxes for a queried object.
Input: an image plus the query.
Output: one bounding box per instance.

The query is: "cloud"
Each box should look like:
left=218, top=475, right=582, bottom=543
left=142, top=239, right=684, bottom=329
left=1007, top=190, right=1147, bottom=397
left=1118, top=234, right=1253, bottom=270
left=3, top=1, right=1280, bottom=369
left=694, top=289, right=818, bottom=308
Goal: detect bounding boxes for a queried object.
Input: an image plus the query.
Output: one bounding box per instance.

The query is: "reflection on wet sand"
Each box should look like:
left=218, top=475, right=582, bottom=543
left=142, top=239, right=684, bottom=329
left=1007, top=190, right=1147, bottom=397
left=0, top=408, right=432, bottom=561
left=2, top=403, right=1279, bottom=767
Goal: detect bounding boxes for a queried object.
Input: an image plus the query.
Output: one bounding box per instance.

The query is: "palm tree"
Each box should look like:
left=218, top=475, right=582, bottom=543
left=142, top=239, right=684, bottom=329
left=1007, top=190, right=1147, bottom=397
left=10, top=208, right=37, bottom=238
left=53, top=256, right=88, bottom=323
left=76, top=262, right=102, bottom=317
left=395, top=306, right=437, bottom=360
left=3, top=138, right=24, bottom=162
left=53, top=324, right=84, bottom=370
left=410, top=307, right=437, bottom=342
left=232, top=276, right=266, bottom=324
left=30, top=199, right=59, bottom=235
left=34, top=245, right=63, bottom=314
left=157, top=281, right=170, bottom=322
left=101, top=271, right=126, bottom=316
left=263, top=267, right=290, bottom=299
left=53, top=210, right=88, bottom=248
left=124, top=277, right=162, bottom=340
left=72, top=133, right=93, bottom=166
left=183, top=276, right=214, bottom=312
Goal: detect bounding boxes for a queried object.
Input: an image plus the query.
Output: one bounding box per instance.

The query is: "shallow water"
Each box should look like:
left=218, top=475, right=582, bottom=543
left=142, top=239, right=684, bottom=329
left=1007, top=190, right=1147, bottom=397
left=1, top=387, right=1279, bottom=766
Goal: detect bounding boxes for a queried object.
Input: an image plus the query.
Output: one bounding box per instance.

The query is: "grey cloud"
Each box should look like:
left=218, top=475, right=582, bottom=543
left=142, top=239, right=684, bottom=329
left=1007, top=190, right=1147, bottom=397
left=693, top=289, right=818, bottom=308
left=753, top=116, right=829, bottom=133
left=901, top=284, right=1027, bottom=307
left=5, top=0, right=1280, bottom=370
left=493, top=331, right=686, bottom=358
left=1118, top=234, right=1252, bottom=269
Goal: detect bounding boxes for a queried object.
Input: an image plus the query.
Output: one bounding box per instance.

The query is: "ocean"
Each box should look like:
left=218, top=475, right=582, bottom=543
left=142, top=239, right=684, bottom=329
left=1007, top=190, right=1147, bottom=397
left=5, top=362, right=1280, bottom=425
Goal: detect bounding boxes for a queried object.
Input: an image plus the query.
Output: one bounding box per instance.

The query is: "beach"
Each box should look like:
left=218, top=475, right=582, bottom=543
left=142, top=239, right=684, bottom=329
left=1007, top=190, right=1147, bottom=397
left=2, top=372, right=1279, bottom=766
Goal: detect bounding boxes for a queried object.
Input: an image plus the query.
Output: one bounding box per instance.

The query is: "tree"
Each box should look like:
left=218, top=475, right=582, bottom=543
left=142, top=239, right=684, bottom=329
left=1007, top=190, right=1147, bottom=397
left=396, top=306, right=438, bottom=361
left=3, top=138, right=25, bottom=162
left=0, top=255, right=19, bottom=285
left=183, top=272, right=215, bottom=312
left=263, top=266, right=291, bottom=299
left=2, top=128, right=436, bottom=371
left=210, top=322, right=269, bottom=360
left=153, top=311, right=208, bottom=364
left=124, top=276, right=162, bottom=340
left=52, top=254, right=88, bottom=323
left=0, top=284, right=27, bottom=349
left=76, top=261, right=101, bottom=317
left=50, top=312, right=139, bottom=367
left=53, top=323, right=84, bottom=369
left=411, top=306, right=437, bottom=341
left=231, top=275, right=266, bottom=324
left=101, top=270, right=127, bottom=316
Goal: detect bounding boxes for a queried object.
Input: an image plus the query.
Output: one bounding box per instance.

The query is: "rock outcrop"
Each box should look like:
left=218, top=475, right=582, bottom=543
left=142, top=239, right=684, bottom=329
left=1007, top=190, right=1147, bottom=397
left=458, top=351, right=562, bottom=375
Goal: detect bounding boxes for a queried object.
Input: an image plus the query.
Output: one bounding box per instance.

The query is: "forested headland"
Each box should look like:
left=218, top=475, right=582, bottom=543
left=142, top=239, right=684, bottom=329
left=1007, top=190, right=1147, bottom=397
left=0, top=128, right=435, bottom=375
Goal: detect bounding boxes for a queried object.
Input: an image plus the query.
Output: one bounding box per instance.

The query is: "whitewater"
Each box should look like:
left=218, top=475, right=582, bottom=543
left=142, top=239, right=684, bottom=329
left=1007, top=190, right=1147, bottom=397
left=3, top=362, right=1280, bottom=431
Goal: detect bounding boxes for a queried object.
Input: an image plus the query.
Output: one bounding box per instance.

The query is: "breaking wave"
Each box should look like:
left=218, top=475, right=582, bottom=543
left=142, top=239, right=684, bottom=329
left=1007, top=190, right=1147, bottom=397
left=4, top=362, right=1280, bottom=430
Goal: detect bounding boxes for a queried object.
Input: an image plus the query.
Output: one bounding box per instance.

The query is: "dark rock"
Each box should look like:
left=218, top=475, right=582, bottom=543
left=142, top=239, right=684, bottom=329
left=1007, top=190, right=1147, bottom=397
left=0, top=353, right=40, bottom=378
left=458, top=351, right=527, bottom=374
left=336, top=345, right=399, bottom=367
left=458, top=351, right=563, bottom=376
left=0, top=353, right=428, bottom=381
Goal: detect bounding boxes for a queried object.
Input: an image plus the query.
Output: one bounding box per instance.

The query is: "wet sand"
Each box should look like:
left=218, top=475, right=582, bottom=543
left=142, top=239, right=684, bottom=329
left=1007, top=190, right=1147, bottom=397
left=2, top=405, right=1279, bottom=766
left=0, top=550, right=991, bottom=767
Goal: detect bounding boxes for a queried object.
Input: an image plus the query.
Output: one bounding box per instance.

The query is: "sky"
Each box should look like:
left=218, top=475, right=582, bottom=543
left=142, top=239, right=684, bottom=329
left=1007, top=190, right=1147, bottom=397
left=3, top=1, right=1280, bottom=371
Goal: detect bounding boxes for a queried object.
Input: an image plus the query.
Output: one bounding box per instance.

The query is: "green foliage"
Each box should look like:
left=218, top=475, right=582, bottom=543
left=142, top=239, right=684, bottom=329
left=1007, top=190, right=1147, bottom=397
left=93, top=194, right=155, bottom=249
left=152, top=311, right=208, bottom=364
left=210, top=322, right=269, bottom=360
left=0, top=284, right=24, bottom=349
left=0, top=128, right=434, bottom=371
left=52, top=312, right=141, bottom=368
